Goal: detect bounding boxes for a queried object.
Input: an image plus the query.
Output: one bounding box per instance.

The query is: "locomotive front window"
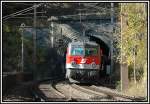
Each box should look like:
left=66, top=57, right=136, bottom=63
left=71, top=47, right=84, bottom=55
left=85, top=48, right=97, bottom=56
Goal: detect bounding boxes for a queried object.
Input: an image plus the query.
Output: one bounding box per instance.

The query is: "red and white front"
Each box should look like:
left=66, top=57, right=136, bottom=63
left=66, top=55, right=101, bottom=69
left=66, top=43, right=101, bottom=70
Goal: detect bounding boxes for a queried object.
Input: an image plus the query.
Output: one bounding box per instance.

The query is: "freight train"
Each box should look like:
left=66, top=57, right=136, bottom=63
left=65, top=40, right=110, bottom=83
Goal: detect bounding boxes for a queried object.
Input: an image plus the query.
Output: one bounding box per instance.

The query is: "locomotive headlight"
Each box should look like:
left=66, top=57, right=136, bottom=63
left=71, top=61, right=76, bottom=67
left=91, top=62, right=96, bottom=68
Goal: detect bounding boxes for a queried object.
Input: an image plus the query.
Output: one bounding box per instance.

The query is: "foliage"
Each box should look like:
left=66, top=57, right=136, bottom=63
left=117, top=3, right=147, bottom=94
left=119, top=3, right=147, bottom=66
left=3, top=24, right=21, bottom=72
left=128, top=65, right=144, bottom=81
left=3, top=24, right=34, bottom=72
left=23, top=37, right=33, bottom=71
left=116, top=81, right=121, bottom=91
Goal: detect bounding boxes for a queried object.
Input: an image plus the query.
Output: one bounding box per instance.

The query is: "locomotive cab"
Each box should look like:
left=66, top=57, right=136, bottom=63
left=65, top=41, right=101, bottom=83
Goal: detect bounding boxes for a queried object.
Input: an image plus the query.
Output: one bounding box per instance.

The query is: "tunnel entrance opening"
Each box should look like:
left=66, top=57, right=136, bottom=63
left=89, top=36, right=110, bottom=56
left=89, top=35, right=111, bottom=78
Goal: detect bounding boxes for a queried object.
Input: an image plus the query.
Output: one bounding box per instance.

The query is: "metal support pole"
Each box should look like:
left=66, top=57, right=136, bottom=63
left=79, top=3, right=81, bottom=23
left=61, top=27, right=62, bottom=36
left=110, top=3, right=114, bottom=74
left=51, top=21, right=54, bottom=48
left=83, top=28, right=85, bottom=37
left=19, top=23, right=25, bottom=72
left=79, top=3, right=83, bottom=37
left=33, top=3, right=37, bottom=79
left=21, top=29, right=24, bottom=72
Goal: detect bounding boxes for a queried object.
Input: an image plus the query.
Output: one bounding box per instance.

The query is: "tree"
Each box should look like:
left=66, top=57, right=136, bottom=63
left=3, top=23, right=21, bottom=72
left=119, top=3, right=147, bottom=83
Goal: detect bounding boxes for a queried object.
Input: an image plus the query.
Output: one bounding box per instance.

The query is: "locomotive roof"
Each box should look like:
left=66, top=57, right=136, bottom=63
left=69, top=41, right=99, bottom=46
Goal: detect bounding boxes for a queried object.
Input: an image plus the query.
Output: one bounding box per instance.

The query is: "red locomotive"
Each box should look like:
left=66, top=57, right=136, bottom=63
left=65, top=41, right=102, bottom=83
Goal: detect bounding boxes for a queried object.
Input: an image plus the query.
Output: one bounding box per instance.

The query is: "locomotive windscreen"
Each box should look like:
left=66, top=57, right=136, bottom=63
left=71, top=47, right=84, bottom=56
left=85, top=48, right=98, bottom=56
left=70, top=44, right=98, bottom=56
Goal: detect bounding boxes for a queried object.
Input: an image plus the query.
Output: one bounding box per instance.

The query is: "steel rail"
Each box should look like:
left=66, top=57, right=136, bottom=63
left=30, top=76, right=69, bottom=101
left=72, top=84, right=145, bottom=101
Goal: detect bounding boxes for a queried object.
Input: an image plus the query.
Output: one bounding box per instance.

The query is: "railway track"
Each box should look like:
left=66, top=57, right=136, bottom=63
left=54, top=82, right=116, bottom=101
left=54, top=81, right=88, bottom=101
left=31, top=77, right=76, bottom=101
left=71, top=84, right=146, bottom=101
left=37, top=82, right=67, bottom=101
left=92, top=85, right=146, bottom=101
left=31, top=79, right=146, bottom=102
left=2, top=66, right=146, bottom=101
left=70, top=84, right=115, bottom=101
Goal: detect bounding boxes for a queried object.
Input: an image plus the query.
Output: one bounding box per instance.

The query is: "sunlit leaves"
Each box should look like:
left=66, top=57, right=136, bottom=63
left=119, top=3, right=147, bottom=66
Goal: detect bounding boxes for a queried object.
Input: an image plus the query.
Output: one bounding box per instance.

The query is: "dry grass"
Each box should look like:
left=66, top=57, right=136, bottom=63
left=123, top=80, right=147, bottom=97
left=123, top=64, right=147, bottom=98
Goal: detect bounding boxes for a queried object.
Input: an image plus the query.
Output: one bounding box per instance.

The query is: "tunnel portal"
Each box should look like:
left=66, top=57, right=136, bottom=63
left=89, top=35, right=110, bottom=57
